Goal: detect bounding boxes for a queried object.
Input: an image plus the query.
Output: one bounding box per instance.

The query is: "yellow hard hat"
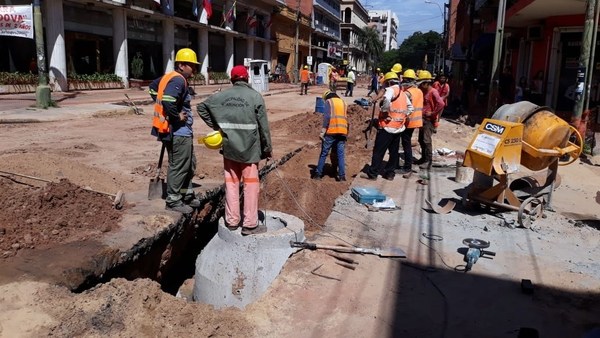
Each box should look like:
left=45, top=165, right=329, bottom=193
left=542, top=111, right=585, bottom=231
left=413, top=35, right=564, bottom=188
left=175, top=48, right=200, bottom=64
left=200, top=131, right=223, bottom=149
left=376, top=67, right=381, bottom=71
left=391, top=63, right=403, bottom=73
left=383, top=71, right=399, bottom=82
left=304, top=65, right=308, bottom=69
left=403, top=69, right=417, bottom=80
left=322, top=90, right=332, bottom=100
left=418, top=70, right=433, bottom=82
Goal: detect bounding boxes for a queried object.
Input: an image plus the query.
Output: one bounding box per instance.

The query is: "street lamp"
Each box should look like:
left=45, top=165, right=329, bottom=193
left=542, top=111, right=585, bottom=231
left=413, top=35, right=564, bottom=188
left=425, top=0, right=446, bottom=74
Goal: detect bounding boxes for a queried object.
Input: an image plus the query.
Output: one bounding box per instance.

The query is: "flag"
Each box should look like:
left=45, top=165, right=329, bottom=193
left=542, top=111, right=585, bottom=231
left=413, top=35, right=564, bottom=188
left=192, top=0, right=198, bottom=17
left=153, top=0, right=160, bottom=5
left=247, top=15, right=258, bottom=28
left=203, top=0, right=212, bottom=19
left=224, top=1, right=236, bottom=23
left=264, top=17, right=272, bottom=29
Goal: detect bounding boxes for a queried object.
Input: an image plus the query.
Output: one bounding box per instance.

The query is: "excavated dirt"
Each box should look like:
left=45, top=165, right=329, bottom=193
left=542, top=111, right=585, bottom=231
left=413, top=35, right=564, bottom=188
left=0, top=178, right=123, bottom=258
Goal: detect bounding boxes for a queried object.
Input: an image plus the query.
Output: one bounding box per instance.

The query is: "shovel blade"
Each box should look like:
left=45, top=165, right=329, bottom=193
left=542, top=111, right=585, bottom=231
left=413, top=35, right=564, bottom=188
left=148, top=177, right=165, bottom=200
left=372, top=247, right=407, bottom=258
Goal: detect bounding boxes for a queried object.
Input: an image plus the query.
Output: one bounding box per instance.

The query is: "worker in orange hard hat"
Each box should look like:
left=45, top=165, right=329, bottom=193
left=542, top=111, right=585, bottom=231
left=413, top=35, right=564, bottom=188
left=149, top=48, right=201, bottom=214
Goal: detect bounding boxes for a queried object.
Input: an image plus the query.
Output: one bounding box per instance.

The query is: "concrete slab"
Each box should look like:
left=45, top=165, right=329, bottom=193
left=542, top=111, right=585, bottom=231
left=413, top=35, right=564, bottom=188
left=193, top=210, right=305, bottom=309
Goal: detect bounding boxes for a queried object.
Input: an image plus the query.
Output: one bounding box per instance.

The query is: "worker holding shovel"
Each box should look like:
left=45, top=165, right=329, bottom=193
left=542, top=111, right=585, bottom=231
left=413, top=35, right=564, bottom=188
left=149, top=48, right=201, bottom=214
left=197, top=65, right=273, bottom=236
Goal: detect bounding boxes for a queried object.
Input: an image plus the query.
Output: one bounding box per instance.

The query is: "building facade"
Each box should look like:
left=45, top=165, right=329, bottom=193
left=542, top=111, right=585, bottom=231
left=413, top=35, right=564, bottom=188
left=310, top=0, right=342, bottom=70
left=1, top=0, right=284, bottom=91
left=368, top=9, right=398, bottom=51
left=340, top=0, right=368, bottom=72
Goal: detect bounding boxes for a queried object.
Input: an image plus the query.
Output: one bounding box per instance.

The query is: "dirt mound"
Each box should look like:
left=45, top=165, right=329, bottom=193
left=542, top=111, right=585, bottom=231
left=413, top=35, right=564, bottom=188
left=39, top=278, right=251, bottom=337
left=0, top=178, right=123, bottom=258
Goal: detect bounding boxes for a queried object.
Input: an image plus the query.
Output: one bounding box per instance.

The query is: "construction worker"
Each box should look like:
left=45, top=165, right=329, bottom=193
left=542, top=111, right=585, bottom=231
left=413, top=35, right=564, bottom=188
left=312, top=90, right=348, bottom=181
left=391, top=63, right=403, bottom=83
left=149, top=48, right=201, bottom=214
left=432, top=74, right=450, bottom=130
left=367, top=67, right=380, bottom=97
left=360, top=72, right=413, bottom=181
left=415, top=70, right=445, bottom=169
left=196, top=65, right=273, bottom=236
left=344, top=66, right=355, bottom=97
left=329, top=67, right=339, bottom=93
left=396, top=69, right=423, bottom=177
left=300, top=65, right=310, bottom=95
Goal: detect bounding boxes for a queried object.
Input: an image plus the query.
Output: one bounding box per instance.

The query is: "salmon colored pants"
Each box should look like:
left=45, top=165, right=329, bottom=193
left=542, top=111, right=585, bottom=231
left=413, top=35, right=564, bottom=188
left=224, top=159, right=259, bottom=229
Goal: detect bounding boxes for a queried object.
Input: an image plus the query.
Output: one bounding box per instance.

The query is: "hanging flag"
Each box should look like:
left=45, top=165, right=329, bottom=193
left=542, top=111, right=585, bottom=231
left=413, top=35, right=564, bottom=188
left=224, top=1, right=236, bottom=23
left=192, top=0, right=198, bottom=17
left=264, top=17, right=272, bottom=29
left=152, top=0, right=160, bottom=5
left=247, top=15, right=258, bottom=28
left=202, top=0, right=212, bottom=19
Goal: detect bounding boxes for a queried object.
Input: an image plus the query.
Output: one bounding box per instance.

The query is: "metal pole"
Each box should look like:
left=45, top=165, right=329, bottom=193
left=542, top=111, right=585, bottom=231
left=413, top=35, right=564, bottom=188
left=573, top=0, right=596, bottom=129
left=442, top=2, right=446, bottom=74
left=293, top=0, right=300, bottom=84
left=33, top=0, right=51, bottom=108
left=487, top=0, right=507, bottom=116
left=584, top=0, right=600, bottom=115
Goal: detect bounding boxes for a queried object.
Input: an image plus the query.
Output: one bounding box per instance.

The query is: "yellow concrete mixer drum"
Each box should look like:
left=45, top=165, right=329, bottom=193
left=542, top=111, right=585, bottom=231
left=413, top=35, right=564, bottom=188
left=491, top=102, right=582, bottom=171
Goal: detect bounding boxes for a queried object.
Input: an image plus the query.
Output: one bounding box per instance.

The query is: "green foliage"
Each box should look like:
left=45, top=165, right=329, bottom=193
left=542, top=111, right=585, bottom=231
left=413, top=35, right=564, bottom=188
left=357, top=26, right=385, bottom=68
left=0, top=72, right=38, bottom=85
left=378, top=50, right=401, bottom=74
left=396, top=31, right=442, bottom=70
left=68, top=73, right=122, bottom=83
left=208, top=72, right=230, bottom=83
left=130, top=52, right=144, bottom=79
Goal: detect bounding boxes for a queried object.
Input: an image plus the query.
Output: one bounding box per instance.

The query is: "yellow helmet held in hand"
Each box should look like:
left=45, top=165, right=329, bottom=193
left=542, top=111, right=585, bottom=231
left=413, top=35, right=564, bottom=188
left=383, top=71, right=399, bottom=82
left=200, top=131, right=223, bottom=149
left=175, top=48, right=200, bottom=64
left=418, top=70, right=434, bottom=82
left=403, top=69, right=417, bottom=80
left=391, top=63, right=403, bottom=73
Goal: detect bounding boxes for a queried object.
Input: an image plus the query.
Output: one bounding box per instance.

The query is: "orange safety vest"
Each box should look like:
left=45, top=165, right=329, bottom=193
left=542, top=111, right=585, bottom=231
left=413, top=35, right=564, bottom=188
left=405, top=86, right=423, bottom=129
left=325, top=97, right=348, bottom=135
left=378, top=85, right=409, bottom=130
left=152, top=71, right=186, bottom=134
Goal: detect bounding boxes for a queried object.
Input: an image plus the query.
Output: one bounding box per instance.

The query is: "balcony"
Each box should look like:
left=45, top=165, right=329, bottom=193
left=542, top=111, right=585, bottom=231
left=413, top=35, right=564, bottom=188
left=315, top=0, right=341, bottom=20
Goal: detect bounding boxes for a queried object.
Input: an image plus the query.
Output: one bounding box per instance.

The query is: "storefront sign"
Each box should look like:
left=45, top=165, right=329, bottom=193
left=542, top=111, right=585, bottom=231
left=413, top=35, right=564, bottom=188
left=0, top=5, right=33, bottom=39
left=327, top=42, right=342, bottom=59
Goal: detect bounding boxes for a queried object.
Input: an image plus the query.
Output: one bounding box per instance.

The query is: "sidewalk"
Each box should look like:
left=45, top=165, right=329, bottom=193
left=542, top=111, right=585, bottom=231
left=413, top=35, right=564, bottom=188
left=0, top=82, right=300, bottom=123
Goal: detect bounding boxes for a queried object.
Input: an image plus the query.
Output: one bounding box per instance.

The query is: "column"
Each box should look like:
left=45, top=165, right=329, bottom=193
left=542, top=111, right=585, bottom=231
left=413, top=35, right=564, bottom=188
left=225, top=34, right=234, bottom=74
left=162, top=20, right=175, bottom=72
left=113, top=8, right=128, bottom=88
left=44, top=0, right=67, bottom=91
left=263, top=42, right=271, bottom=63
left=264, top=15, right=271, bottom=40
left=198, top=28, right=209, bottom=82
left=224, top=0, right=234, bottom=31
left=246, top=38, right=255, bottom=60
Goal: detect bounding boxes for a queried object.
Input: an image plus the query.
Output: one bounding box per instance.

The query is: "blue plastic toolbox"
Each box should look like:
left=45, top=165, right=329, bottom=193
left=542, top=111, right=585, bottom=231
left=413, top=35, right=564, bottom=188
left=351, top=187, right=386, bottom=204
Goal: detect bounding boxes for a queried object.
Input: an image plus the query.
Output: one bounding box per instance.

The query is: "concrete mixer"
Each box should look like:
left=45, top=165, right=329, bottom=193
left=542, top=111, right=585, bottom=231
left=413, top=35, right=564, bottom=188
left=461, top=101, right=582, bottom=228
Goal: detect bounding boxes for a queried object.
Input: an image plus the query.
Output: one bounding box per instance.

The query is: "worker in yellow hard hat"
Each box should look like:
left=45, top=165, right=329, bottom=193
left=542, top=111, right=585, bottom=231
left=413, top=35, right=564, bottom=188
left=196, top=65, right=273, bottom=235
left=391, top=63, right=403, bottom=82
left=312, top=90, right=348, bottom=181
left=300, top=65, right=310, bottom=95
left=360, top=71, right=414, bottom=181
left=396, top=69, right=422, bottom=177
left=149, top=48, right=201, bottom=214
left=415, top=70, right=445, bottom=169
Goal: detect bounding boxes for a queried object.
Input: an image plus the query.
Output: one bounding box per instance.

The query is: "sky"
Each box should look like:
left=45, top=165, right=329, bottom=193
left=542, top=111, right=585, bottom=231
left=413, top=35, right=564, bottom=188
left=360, top=0, right=445, bottom=45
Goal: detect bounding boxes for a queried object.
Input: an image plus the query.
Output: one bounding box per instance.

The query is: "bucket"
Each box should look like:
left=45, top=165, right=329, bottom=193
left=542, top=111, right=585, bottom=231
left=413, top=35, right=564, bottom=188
left=315, top=97, right=325, bottom=114
left=316, top=75, right=323, bottom=85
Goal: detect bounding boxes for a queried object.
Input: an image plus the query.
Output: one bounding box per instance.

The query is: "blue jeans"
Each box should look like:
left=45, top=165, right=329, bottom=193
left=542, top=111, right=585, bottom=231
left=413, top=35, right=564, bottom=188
left=315, top=134, right=346, bottom=177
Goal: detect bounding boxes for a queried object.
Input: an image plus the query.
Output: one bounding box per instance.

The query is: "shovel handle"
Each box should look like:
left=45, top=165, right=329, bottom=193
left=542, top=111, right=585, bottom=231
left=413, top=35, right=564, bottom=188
left=155, top=143, right=166, bottom=178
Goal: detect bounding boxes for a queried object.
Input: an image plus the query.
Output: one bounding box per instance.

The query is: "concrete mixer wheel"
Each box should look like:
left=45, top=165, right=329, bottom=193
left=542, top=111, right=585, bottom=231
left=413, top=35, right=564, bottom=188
left=518, top=197, right=544, bottom=228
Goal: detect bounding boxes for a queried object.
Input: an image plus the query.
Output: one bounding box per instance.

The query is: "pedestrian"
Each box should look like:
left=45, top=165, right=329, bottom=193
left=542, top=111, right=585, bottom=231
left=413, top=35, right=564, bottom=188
left=300, top=65, right=309, bottom=95
left=311, top=90, right=348, bottom=182
left=415, top=70, right=445, bottom=169
left=360, top=72, right=413, bottom=181
left=367, top=68, right=379, bottom=97
left=149, top=48, right=201, bottom=214
left=196, top=65, right=273, bottom=236
left=345, top=67, right=355, bottom=97
left=329, top=67, right=339, bottom=93
left=397, top=69, right=423, bottom=178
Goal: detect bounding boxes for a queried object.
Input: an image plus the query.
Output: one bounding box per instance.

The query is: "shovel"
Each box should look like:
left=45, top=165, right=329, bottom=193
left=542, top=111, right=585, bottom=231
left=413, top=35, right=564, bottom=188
left=364, top=101, right=377, bottom=149
left=290, top=241, right=407, bottom=258
left=148, top=143, right=166, bottom=200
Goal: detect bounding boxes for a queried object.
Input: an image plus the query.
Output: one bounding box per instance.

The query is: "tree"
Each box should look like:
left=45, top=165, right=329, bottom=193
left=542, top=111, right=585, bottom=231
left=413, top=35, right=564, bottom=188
left=396, top=31, right=441, bottom=71
left=357, top=26, right=385, bottom=69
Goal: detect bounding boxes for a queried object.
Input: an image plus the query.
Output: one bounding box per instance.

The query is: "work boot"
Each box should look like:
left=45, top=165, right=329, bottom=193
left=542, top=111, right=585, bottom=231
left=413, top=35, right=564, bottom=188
left=395, top=168, right=411, bottom=175
left=311, top=172, right=323, bottom=180
left=183, top=195, right=201, bottom=208
left=359, top=173, right=377, bottom=181
left=419, top=162, right=432, bottom=170
left=382, top=174, right=395, bottom=181
left=336, top=175, right=346, bottom=182
left=241, top=223, right=267, bottom=236
left=165, top=202, right=193, bottom=214
left=414, top=157, right=426, bottom=165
